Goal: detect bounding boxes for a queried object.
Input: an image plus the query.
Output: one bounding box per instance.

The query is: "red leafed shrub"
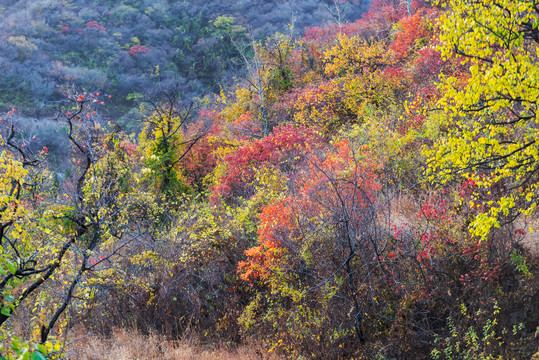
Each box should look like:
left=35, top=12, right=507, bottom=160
left=180, top=135, right=219, bottom=192
left=418, top=197, right=449, bottom=222
left=238, top=197, right=295, bottom=281
left=85, top=21, right=106, bottom=32
left=229, top=112, right=262, bottom=139
left=362, top=3, right=407, bottom=33
left=238, top=140, right=381, bottom=283
left=211, top=124, right=323, bottom=204
left=458, top=178, right=477, bottom=198
left=304, top=22, right=367, bottom=44
left=127, top=45, right=149, bottom=57
left=412, top=47, right=445, bottom=80
left=390, top=10, right=433, bottom=60
left=180, top=111, right=224, bottom=192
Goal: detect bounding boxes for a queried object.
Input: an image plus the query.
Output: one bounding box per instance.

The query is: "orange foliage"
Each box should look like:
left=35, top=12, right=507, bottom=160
left=238, top=140, right=380, bottom=283
left=390, top=9, right=434, bottom=60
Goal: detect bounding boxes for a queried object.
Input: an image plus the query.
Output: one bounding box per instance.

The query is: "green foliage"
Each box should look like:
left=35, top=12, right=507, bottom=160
left=510, top=249, right=531, bottom=277
left=431, top=303, right=525, bottom=360
left=138, top=109, right=193, bottom=204
left=211, top=16, right=246, bottom=40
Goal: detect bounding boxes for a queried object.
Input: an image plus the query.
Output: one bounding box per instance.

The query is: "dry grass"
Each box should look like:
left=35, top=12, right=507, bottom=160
left=387, top=193, right=422, bottom=228
left=66, top=329, right=281, bottom=360
left=516, top=217, right=539, bottom=256
left=391, top=193, right=539, bottom=256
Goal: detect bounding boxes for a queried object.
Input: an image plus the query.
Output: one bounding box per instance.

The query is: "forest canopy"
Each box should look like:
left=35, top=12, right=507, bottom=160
left=0, top=0, right=368, bottom=119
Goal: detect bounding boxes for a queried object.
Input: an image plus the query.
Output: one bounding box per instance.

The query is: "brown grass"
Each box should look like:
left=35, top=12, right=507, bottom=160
left=386, top=193, right=422, bottom=229
left=66, top=329, right=282, bottom=360
left=517, top=217, right=539, bottom=256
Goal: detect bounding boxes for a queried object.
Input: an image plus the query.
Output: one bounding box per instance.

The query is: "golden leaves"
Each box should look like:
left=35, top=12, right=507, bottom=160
left=428, top=0, right=539, bottom=238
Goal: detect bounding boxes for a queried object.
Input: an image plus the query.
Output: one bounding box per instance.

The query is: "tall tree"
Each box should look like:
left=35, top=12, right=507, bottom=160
left=427, top=0, right=539, bottom=238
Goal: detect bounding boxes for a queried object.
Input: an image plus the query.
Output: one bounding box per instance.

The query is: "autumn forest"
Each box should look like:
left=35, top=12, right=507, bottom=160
left=0, top=0, right=539, bottom=359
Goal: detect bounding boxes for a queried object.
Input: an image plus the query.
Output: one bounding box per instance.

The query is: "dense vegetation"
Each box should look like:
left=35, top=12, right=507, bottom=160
left=0, top=0, right=368, bottom=120
left=1, top=0, right=539, bottom=359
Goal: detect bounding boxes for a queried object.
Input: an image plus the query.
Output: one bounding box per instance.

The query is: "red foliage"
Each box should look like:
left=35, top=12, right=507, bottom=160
left=390, top=10, right=432, bottom=60
left=458, top=178, right=477, bottom=198
left=181, top=135, right=219, bottom=191
left=127, top=45, right=149, bottom=57
left=301, top=4, right=435, bottom=73
left=418, top=198, right=448, bottom=222
left=229, top=112, right=262, bottom=139
left=304, top=22, right=365, bottom=44
left=458, top=240, right=501, bottom=285
left=238, top=198, right=295, bottom=281
left=180, top=111, right=223, bottom=191
left=303, top=3, right=413, bottom=48
left=412, top=47, right=445, bottom=80
left=362, top=2, right=407, bottom=32
left=211, top=124, right=323, bottom=204
left=85, top=21, right=106, bottom=32
left=118, top=141, right=138, bottom=158
left=238, top=140, right=381, bottom=283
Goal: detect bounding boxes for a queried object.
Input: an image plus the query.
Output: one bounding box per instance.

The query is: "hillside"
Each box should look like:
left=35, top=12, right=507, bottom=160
left=0, top=0, right=369, bottom=119
left=0, top=0, right=539, bottom=359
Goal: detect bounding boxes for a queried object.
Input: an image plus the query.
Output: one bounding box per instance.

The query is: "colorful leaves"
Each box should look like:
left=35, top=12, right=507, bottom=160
left=211, top=124, right=321, bottom=203
left=127, top=45, right=149, bottom=57
left=390, top=9, right=433, bottom=60
left=427, top=0, right=539, bottom=238
left=85, top=21, right=106, bottom=32
left=238, top=139, right=380, bottom=283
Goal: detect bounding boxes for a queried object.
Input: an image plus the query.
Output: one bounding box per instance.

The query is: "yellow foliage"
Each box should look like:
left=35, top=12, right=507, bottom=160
left=427, top=0, right=539, bottom=238
left=294, top=35, right=404, bottom=133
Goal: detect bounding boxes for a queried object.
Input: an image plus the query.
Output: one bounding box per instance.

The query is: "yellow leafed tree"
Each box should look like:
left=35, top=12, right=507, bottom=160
left=427, top=0, right=539, bottom=238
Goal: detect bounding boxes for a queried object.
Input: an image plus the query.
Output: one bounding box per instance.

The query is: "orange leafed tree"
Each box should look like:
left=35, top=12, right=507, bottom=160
left=238, top=140, right=380, bottom=283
